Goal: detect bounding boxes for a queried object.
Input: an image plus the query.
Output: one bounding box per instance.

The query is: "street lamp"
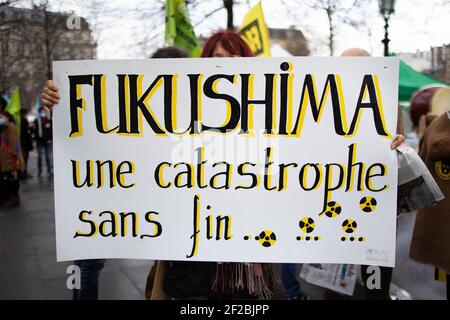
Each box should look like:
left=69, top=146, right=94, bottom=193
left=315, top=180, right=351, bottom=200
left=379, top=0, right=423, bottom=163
left=378, top=0, right=396, bottom=56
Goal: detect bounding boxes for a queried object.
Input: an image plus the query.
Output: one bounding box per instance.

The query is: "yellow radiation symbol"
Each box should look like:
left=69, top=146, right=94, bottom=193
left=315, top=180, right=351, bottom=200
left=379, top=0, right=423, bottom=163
left=299, top=217, right=315, bottom=233
left=255, top=230, right=277, bottom=247
left=359, top=196, right=377, bottom=212
left=435, top=161, right=450, bottom=180
left=342, top=219, right=357, bottom=233
left=320, top=201, right=342, bottom=218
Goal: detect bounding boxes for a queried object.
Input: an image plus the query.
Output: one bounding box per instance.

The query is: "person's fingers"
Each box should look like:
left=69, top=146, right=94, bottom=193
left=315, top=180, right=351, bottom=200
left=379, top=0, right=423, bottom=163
left=40, top=95, right=54, bottom=106
left=46, top=80, right=59, bottom=93
left=43, top=87, right=60, bottom=100
left=40, top=90, right=59, bottom=107
left=390, top=135, right=405, bottom=149
left=44, top=93, right=59, bottom=104
left=40, top=96, right=54, bottom=108
left=390, top=140, right=398, bottom=149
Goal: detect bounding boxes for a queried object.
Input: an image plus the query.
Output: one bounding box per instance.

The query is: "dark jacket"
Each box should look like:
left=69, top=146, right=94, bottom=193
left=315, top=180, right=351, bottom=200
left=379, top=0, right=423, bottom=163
left=34, top=116, right=53, bottom=144
left=20, top=115, right=33, bottom=152
left=410, top=113, right=450, bottom=272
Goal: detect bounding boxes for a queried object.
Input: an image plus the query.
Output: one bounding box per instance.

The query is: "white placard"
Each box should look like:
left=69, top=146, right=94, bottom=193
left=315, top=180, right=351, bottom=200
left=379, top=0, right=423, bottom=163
left=53, top=57, right=399, bottom=266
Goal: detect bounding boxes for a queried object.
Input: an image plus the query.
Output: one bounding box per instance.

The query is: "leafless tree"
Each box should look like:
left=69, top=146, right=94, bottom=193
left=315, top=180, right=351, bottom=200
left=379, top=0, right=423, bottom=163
left=0, top=0, right=97, bottom=106
left=306, top=0, right=367, bottom=56
left=121, top=0, right=250, bottom=57
left=223, top=0, right=234, bottom=30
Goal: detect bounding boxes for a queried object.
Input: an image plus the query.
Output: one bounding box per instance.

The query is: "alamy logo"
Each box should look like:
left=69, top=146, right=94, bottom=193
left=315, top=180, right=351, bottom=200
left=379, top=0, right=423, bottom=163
left=66, top=265, right=81, bottom=290
left=66, top=14, right=81, bottom=30
left=365, top=266, right=381, bottom=290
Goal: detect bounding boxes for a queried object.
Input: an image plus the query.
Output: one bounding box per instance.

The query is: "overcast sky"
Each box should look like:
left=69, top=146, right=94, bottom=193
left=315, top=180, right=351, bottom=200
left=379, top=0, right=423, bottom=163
left=48, top=0, right=450, bottom=59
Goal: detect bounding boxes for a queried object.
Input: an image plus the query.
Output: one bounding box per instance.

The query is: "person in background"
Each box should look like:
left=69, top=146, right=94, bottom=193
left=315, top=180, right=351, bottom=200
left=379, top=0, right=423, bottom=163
left=0, top=110, right=24, bottom=207
left=20, top=109, right=33, bottom=179
left=34, top=106, right=53, bottom=177
left=163, top=31, right=275, bottom=300
left=408, top=86, right=443, bottom=150
left=410, top=111, right=450, bottom=300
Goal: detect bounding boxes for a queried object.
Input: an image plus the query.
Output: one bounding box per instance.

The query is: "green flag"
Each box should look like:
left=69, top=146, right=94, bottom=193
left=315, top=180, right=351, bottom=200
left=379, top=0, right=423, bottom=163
left=165, top=0, right=201, bottom=57
left=5, top=88, right=21, bottom=133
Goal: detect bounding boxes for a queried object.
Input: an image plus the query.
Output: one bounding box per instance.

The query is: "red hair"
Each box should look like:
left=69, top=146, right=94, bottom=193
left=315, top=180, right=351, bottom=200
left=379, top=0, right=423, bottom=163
left=201, top=31, right=254, bottom=58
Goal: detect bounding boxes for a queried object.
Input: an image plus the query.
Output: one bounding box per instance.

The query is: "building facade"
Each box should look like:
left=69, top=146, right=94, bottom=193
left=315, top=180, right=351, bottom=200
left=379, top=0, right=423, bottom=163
left=268, top=27, right=310, bottom=56
left=429, top=45, right=450, bottom=83
left=0, top=5, right=96, bottom=110
left=398, top=44, right=450, bottom=84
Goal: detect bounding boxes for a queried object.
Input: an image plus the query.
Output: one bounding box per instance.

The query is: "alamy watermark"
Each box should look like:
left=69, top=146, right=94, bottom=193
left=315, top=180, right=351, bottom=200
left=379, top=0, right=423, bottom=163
left=66, top=265, right=81, bottom=290
left=66, top=14, right=81, bottom=30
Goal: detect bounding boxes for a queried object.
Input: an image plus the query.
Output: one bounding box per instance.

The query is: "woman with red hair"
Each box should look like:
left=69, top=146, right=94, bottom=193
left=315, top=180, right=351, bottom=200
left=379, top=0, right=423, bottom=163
left=201, top=30, right=254, bottom=58
left=162, top=31, right=277, bottom=301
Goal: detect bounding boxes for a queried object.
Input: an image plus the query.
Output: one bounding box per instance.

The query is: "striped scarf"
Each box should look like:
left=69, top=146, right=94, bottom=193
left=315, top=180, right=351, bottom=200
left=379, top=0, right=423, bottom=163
left=211, top=263, right=275, bottom=299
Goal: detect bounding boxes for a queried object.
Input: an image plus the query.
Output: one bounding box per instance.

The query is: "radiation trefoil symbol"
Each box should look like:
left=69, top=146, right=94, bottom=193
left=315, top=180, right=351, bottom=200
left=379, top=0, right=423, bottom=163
left=299, top=217, right=315, bottom=233
left=320, top=201, right=342, bottom=218
left=342, top=219, right=357, bottom=233
left=360, top=196, right=377, bottom=212
left=255, top=230, right=277, bottom=247
left=435, top=161, right=450, bottom=180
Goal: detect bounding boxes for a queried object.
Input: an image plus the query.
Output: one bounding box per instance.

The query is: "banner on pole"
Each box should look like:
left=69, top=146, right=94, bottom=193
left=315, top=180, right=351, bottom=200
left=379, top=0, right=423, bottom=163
left=239, top=2, right=271, bottom=56
left=165, top=0, right=201, bottom=57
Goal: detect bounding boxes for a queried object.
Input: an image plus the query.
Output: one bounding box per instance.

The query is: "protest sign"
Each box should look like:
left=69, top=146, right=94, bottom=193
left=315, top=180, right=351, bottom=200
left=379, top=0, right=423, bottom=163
left=53, top=57, right=399, bottom=266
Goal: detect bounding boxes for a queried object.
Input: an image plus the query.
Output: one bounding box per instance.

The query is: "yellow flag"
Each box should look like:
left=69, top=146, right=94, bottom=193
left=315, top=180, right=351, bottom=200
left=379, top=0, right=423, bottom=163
left=239, top=2, right=271, bottom=56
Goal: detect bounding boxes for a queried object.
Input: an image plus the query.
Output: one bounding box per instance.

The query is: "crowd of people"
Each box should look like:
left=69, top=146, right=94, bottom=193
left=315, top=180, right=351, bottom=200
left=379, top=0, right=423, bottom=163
left=0, top=99, right=53, bottom=207
left=25, top=30, right=450, bottom=301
